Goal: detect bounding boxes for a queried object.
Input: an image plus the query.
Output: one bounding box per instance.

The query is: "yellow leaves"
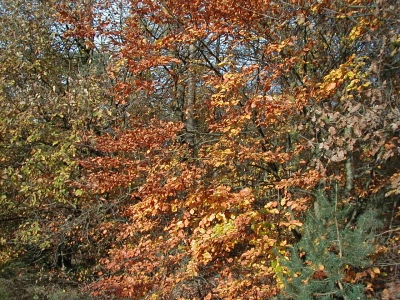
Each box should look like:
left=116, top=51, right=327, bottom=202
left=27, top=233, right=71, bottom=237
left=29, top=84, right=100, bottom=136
left=267, top=38, right=295, bottom=54
left=265, top=201, right=279, bottom=214
left=364, top=266, right=381, bottom=279
left=318, top=66, right=346, bottom=97
left=229, top=128, right=240, bottom=136
left=207, top=143, right=237, bottom=167
left=385, top=172, right=400, bottom=197
left=211, top=219, right=236, bottom=239
left=222, top=148, right=234, bottom=156
left=346, top=70, right=356, bottom=80
left=202, top=251, right=213, bottom=263
left=208, top=213, right=216, bottom=222
left=318, top=54, right=372, bottom=99
left=296, top=14, right=306, bottom=26
left=112, top=58, right=127, bottom=73
left=268, top=208, right=280, bottom=214
left=211, top=73, right=244, bottom=109
left=216, top=55, right=233, bottom=68
left=347, top=16, right=380, bottom=43
left=311, top=3, right=323, bottom=13
left=191, top=216, right=239, bottom=266
left=280, top=197, right=288, bottom=206
left=372, top=267, right=380, bottom=274
left=348, top=25, right=363, bottom=43
left=197, top=227, right=206, bottom=234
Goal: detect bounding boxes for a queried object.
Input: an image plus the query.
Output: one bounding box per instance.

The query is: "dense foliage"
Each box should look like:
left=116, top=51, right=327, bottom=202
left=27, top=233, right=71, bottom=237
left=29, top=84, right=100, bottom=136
left=1, top=0, right=399, bottom=299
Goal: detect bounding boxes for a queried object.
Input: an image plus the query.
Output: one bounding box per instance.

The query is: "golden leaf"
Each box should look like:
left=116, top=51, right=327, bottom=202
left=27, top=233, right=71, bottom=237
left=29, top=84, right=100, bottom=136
left=372, top=267, right=380, bottom=274
left=325, top=82, right=337, bottom=91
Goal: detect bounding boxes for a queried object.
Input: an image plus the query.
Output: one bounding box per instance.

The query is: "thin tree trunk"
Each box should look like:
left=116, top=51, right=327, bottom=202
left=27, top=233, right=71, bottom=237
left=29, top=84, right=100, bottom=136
left=345, top=127, right=354, bottom=195
left=185, top=44, right=196, bottom=148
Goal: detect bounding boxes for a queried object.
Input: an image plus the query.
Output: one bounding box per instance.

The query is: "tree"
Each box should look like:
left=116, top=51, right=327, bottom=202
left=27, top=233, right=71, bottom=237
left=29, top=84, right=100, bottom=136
left=0, top=0, right=127, bottom=281
left=78, top=0, right=399, bottom=299
left=1, top=0, right=399, bottom=299
left=278, top=190, right=381, bottom=299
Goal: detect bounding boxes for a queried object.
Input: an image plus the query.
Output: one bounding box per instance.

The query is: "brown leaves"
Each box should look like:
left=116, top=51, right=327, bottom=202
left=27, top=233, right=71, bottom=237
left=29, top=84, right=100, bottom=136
left=385, top=172, right=400, bottom=197
left=61, top=0, right=400, bottom=299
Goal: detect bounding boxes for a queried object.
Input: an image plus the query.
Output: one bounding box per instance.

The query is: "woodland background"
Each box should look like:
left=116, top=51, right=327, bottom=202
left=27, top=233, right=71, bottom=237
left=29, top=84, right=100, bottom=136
left=0, top=0, right=399, bottom=299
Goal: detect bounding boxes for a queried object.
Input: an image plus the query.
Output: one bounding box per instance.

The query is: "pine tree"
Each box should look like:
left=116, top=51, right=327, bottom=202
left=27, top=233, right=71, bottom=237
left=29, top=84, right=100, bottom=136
left=278, top=188, right=381, bottom=300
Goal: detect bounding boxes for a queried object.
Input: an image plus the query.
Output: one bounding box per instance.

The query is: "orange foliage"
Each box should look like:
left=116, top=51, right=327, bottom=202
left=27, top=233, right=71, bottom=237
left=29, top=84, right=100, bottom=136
left=74, top=0, right=400, bottom=298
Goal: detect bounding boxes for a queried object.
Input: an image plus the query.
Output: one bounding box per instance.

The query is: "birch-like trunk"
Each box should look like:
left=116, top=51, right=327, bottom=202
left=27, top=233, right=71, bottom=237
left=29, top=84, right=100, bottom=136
left=185, top=44, right=196, bottom=147
left=345, top=127, right=354, bottom=195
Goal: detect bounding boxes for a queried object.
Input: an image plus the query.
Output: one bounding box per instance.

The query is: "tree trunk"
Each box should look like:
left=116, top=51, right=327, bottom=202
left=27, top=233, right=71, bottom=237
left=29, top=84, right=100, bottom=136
left=185, top=44, right=196, bottom=148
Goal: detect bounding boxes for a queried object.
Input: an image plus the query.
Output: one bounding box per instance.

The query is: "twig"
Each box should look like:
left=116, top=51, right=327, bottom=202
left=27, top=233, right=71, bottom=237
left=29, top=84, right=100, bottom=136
left=334, top=182, right=347, bottom=299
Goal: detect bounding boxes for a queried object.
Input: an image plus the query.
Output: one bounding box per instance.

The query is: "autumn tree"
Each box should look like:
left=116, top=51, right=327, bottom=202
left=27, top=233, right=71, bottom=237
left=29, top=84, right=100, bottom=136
left=275, top=2, right=400, bottom=299
left=75, top=0, right=400, bottom=299
left=1, top=0, right=399, bottom=299
left=0, top=0, right=131, bottom=282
